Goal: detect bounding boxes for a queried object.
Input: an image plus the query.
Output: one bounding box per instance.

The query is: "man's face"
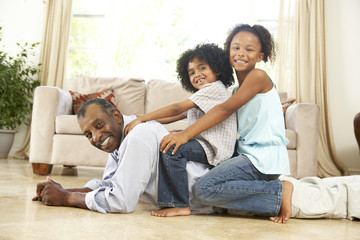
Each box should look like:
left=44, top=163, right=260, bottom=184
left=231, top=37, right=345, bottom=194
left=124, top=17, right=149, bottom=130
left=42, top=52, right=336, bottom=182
left=78, top=104, right=123, bottom=153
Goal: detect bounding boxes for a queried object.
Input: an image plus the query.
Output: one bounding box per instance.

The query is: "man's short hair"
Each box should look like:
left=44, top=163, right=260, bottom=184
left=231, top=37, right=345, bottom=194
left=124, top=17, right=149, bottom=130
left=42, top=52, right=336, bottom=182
left=77, top=98, right=116, bottom=119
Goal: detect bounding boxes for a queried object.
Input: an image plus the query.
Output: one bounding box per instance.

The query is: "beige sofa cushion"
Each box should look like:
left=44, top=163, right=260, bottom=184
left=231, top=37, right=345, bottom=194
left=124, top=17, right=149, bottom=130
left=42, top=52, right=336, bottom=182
left=112, top=78, right=146, bottom=115
left=68, top=76, right=146, bottom=115
left=52, top=134, right=108, bottom=166
left=145, top=79, right=192, bottom=131
left=145, top=79, right=192, bottom=113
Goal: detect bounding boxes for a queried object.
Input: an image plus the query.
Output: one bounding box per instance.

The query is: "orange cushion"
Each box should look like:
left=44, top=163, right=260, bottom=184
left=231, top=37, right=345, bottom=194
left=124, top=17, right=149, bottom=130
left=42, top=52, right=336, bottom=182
left=69, top=89, right=117, bottom=114
left=281, top=98, right=296, bottom=113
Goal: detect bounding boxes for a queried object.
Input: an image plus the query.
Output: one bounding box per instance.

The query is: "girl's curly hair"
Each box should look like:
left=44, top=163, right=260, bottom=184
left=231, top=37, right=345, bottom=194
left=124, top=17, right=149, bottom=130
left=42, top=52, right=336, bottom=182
left=176, top=43, right=234, bottom=93
left=224, top=24, right=276, bottom=63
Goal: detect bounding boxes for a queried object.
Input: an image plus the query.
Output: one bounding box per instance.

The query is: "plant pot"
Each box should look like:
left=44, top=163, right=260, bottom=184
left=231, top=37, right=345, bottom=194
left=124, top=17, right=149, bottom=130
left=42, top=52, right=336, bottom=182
left=0, top=129, right=16, bottom=158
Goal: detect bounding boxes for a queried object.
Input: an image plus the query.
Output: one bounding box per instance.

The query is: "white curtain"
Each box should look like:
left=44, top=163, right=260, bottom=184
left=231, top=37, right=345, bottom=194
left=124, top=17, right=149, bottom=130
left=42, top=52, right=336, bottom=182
left=14, top=0, right=73, bottom=159
left=38, top=0, right=73, bottom=87
left=275, top=0, right=348, bottom=177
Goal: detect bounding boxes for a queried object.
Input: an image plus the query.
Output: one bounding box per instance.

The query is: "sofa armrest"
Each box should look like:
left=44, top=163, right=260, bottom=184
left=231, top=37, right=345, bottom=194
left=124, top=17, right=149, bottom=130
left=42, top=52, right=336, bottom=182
left=30, top=86, right=72, bottom=164
left=285, top=103, right=320, bottom=178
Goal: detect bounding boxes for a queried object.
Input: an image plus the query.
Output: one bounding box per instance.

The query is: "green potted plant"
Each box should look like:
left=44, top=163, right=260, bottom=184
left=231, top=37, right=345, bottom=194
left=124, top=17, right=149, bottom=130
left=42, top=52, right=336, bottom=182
left=0, top=26, right=41, bottom=158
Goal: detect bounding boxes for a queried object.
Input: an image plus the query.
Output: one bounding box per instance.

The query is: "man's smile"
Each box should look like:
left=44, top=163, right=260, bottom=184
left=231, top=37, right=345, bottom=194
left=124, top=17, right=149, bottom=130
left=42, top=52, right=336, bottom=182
left=101, top=136, right=110, bottom=147
left=94, top=134, right=112, bottom=151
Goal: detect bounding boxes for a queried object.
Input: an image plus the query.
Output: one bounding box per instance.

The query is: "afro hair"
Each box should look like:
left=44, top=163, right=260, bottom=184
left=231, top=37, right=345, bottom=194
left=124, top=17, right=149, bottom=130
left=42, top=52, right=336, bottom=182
left=176, top=43, right=234, bottom=93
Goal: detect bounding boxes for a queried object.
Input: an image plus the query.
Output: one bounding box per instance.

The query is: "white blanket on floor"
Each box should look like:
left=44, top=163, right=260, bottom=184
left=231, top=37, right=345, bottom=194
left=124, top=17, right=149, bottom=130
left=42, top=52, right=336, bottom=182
left=279, top=175, right=360, bottom=220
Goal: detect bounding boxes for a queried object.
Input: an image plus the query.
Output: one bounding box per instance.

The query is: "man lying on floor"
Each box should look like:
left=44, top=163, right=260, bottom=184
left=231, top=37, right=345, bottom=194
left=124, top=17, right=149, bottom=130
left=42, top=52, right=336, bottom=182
left=32, top=98, right=212, bottom=214
left=226, top=175, right=360, bottom=220
left=33, top=98, right=360, bottom=220
left=281, top=175, right=360, bottom=220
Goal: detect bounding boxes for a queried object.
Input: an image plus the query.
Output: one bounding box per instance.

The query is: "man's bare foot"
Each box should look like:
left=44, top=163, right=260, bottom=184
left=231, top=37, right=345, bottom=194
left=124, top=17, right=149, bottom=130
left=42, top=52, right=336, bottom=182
left=151, top=207, right=191, bottom=217
left=269, top=180, right=293, bottom=224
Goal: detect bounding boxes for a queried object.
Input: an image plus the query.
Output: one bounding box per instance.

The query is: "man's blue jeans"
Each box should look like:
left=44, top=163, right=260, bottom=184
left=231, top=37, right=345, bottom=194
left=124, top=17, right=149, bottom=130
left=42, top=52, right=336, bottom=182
left=158, top=139, right=209, bottom=208
left=193, top=154, right=282, bottom=216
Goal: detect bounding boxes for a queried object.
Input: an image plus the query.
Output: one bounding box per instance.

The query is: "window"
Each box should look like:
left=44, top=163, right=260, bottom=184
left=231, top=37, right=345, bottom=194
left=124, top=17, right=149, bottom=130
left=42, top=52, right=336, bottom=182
left=68, top=0, right=280, bottom=81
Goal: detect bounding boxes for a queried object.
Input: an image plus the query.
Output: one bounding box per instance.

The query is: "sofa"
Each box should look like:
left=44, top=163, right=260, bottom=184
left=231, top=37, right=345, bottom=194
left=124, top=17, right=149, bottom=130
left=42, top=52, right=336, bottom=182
left=29, top=76, right=320, bottom=178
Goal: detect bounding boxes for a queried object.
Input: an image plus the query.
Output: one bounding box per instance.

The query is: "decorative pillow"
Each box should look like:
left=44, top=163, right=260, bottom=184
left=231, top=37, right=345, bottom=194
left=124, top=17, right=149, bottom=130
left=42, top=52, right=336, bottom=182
left=69, top=89, right=117, bottom=114
left=281, top=98, right=296, bottom=113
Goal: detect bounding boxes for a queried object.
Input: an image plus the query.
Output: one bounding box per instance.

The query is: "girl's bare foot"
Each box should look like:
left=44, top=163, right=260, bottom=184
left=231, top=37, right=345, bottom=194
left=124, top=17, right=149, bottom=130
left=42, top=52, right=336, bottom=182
left=151, top=207, right=191, bottom=217
left=269, top=180, right=293, bottom=224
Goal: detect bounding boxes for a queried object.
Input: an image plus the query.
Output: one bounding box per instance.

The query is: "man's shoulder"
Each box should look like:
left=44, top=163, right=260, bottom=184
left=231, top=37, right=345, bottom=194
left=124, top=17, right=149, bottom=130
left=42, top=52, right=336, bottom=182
left=126, top=121, right=168, bottom=141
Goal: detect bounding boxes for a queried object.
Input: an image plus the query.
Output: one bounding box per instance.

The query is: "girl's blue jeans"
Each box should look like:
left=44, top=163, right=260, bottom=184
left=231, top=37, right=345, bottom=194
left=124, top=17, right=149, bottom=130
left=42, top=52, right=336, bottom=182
left=158, top=139, right=209, bottom=208
left=193, top=154, right=282, bottom=216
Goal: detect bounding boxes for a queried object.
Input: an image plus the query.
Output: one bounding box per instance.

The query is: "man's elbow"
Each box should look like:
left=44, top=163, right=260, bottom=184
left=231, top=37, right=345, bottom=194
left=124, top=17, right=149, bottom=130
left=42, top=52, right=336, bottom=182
left=107, top=200, right=137, bottom=214
left=91, top=195, right=137, bottom=214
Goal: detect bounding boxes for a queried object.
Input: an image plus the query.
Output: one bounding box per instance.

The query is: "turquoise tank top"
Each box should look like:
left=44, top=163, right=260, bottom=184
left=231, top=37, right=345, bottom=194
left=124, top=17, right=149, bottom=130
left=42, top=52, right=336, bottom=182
left=234, top=82, right=290, bottom=175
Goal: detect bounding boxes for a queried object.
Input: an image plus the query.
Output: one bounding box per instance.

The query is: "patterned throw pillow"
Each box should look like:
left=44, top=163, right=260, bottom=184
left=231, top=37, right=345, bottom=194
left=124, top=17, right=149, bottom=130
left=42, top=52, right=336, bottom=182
left=69, top=89, right=117, bottom=114
left=280, top=98, right=296, bottom=113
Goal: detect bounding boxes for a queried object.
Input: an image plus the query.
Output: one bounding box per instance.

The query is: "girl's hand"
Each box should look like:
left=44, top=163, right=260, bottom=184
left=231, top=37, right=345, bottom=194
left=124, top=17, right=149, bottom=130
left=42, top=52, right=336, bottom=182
left=124, top=118, right=142, bottom=136
left=160, top=131, right=190, bottom=155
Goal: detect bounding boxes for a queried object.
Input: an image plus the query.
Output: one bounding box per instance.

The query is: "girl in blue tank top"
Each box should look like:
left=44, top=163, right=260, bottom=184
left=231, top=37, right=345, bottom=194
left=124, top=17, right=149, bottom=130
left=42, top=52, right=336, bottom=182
left=160, top=24, right=294, bottom=224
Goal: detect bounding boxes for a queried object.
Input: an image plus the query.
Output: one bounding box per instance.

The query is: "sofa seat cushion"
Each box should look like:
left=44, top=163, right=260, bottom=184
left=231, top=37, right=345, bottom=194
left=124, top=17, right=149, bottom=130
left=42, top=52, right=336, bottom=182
left=52, top=134, right=108, bottom=166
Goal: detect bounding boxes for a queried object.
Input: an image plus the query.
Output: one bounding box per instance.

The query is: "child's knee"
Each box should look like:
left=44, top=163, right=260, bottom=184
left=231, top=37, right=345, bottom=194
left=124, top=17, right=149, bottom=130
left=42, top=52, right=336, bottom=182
left=162, top=145, right=176, bottom=155
left=193, top=179, right=209, bottom=202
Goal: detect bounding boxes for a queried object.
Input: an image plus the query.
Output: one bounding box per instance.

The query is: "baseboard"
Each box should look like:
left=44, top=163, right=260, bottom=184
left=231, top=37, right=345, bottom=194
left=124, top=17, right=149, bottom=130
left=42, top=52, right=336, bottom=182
left=348, top=168, right=360, bottom=175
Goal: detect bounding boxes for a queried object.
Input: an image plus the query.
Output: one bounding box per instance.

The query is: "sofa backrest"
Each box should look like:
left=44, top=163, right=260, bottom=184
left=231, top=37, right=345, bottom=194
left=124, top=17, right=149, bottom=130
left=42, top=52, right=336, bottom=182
left=145, top=79, right=192, bottom=114
left=66, top=76, right=289, bottom=131
left=145, top=79, right=192, bottom=131
left=67, top=76, right=146, bottom=116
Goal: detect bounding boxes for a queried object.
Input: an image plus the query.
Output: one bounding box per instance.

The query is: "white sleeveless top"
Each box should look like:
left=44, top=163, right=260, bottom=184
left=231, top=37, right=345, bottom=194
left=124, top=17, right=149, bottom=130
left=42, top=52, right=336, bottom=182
left=234, top=84, right=290, bottom=175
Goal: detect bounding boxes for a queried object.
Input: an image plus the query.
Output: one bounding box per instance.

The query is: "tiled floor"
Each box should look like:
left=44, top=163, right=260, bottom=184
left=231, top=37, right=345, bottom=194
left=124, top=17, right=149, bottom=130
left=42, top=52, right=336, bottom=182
left=1, top=159, right=359, bottom=240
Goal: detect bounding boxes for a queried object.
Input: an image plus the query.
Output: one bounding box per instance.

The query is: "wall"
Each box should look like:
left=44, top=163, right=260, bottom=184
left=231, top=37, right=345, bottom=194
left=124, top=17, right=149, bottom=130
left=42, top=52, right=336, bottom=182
left=326, top=0, right=360, bottom=174
left=0, top=0, right=46, bottom=157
